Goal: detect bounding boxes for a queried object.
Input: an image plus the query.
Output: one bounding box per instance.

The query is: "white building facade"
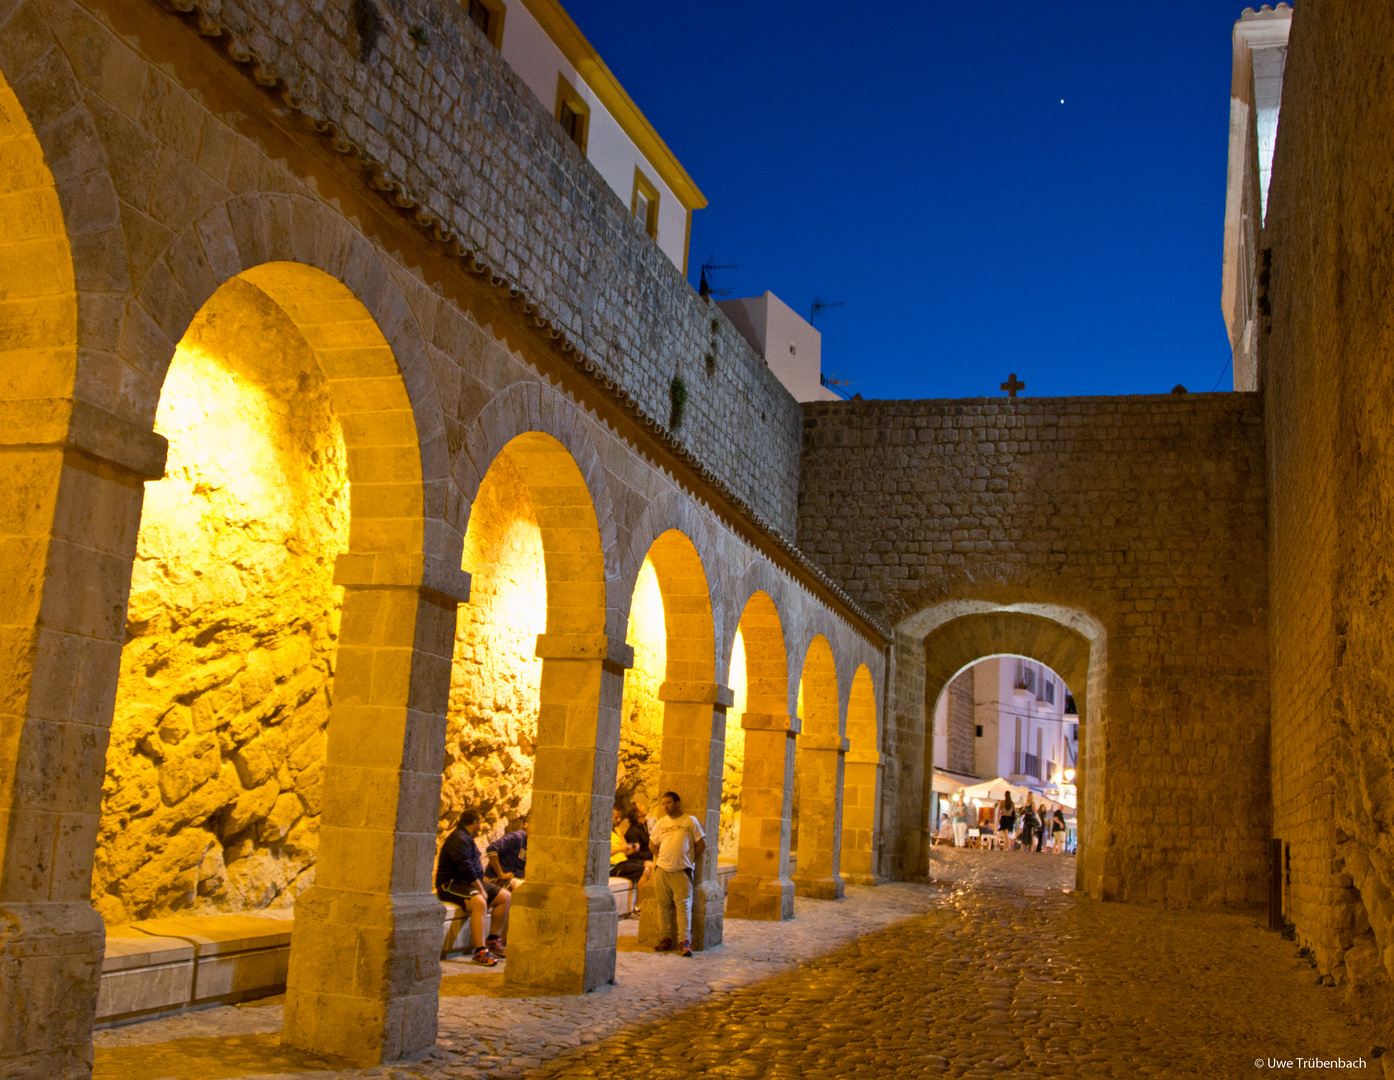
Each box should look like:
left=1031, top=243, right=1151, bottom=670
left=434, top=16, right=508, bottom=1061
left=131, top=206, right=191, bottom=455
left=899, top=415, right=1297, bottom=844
left=473, top=0, right=706, bottom=272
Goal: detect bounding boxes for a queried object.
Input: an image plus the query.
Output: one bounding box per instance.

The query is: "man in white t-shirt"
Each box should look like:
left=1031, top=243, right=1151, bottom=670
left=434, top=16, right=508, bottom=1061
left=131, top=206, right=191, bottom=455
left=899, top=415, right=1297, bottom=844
left=649, top=790, right=705, bottom=957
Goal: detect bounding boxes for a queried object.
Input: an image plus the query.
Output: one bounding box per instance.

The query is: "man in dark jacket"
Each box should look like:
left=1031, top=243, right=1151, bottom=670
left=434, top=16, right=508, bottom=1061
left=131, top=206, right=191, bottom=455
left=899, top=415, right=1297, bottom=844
left=437, top=808, right=511, bottom=965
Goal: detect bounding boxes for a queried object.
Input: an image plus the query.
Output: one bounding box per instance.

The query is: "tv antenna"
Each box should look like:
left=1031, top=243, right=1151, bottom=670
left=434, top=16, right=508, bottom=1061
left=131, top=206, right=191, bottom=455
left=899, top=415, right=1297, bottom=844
left=699, top=258, right=738, bottom=299
left=810, top=295, right=845, bottom=323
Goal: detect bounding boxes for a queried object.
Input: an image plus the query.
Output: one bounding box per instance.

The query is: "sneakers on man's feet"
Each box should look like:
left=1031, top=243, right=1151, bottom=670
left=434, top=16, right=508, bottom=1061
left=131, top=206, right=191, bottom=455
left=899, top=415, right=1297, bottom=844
left=486, top=936, right=506, bottom=958
left=471, top=947, right=498, bottom=967
left=654, top=937, right=673, bottom=952
left=679, top=940, right=693, bottom=958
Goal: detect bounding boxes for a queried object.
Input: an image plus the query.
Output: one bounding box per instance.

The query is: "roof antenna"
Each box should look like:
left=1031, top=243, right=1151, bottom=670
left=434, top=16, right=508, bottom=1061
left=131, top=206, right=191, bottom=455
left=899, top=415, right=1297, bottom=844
left=699, top=257, right=737, bottom=299
left=810, top=295, right=845, bottom=323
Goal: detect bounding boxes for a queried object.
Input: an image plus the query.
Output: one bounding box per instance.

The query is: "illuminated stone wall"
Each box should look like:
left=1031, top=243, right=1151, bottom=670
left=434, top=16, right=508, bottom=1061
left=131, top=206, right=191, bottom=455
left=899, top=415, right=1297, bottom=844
left=1262, top=0, right=1394, bottom=1028
left=441, top=454, right=544, bottom=835
left=721, top=629, right=748, bottom=859
left=617, top=560, right=665, bottom=809
left=94, top=280, right=348, bottom=925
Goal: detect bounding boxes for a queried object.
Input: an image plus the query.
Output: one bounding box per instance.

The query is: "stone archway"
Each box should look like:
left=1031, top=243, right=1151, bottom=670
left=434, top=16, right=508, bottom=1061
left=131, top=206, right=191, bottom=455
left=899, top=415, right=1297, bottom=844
left=907, top=604, right=1102, bottom=897
left=620, top=528, right=726, bottom=951
left=475, top=432, right=616, bottom=997
left=840, top=665, right=881, bottom=885
left=725, top=589, right=797, bottom=921
left=793, top=635, right=844, bottom=900
left=0, top=50, right=133, bottom=1080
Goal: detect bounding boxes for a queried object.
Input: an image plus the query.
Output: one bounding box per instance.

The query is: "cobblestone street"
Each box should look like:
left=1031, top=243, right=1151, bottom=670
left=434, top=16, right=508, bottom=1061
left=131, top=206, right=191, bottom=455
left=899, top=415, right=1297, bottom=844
left=93, top=852, right=1373, bottom=1079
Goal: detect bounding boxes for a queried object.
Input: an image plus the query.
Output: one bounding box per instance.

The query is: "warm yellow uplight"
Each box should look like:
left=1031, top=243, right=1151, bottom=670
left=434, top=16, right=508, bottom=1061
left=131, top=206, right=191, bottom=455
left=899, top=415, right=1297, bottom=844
left=99, top=278, right=348, bottom=925
left=444, top=451, right=547, bottom=833
left=618, top=556, right=666, bottom=803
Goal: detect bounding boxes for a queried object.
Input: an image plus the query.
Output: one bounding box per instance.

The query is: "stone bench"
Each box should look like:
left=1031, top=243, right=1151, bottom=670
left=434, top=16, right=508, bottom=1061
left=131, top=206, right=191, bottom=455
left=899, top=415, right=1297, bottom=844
left=99, top=863, right=748, bottom=1020
left=96, top=911, right=293, bottom=1027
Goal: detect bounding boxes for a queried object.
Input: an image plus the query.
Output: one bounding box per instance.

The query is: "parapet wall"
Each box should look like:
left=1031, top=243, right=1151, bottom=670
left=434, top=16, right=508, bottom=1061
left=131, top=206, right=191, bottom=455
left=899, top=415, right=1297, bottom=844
left=798, top=394, right=1270, bottom=907
left=1262, top=0, right=1394, bottom=1030
left=166, top=0, right=803, bottom=537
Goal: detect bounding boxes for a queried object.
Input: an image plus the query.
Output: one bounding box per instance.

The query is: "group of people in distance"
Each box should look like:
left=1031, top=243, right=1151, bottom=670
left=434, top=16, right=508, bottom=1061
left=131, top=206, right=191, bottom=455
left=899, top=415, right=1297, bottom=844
left=944, top=791, right=1070, bottom=853
left=434, top=790, right=705, bottom=967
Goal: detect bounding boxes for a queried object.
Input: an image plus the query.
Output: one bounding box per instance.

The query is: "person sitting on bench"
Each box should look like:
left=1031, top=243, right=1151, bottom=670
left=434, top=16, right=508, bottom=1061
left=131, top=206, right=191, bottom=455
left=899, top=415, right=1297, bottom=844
left=436, top=808, right=511, bottom=965
left=486, top=819, right=527, bottom=886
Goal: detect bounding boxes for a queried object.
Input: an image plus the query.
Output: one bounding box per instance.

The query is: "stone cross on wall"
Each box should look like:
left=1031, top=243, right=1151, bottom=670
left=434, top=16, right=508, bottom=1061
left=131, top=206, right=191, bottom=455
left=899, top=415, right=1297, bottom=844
left=1001, top=373, right=1025, bottom=398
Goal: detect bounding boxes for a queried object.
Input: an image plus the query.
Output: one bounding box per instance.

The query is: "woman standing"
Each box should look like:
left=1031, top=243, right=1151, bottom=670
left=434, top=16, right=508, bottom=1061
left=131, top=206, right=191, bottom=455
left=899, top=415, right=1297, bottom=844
left=998, top=792, right=1016, bottom=850
left=950, top=794, right=969, bottom=848
left=1020, top=795, right=1038, bottom=853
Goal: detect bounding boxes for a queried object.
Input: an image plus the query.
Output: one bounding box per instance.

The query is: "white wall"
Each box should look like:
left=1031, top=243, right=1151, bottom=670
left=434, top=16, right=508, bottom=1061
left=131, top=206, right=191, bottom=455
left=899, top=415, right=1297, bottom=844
left=499, top=2, right=689, bottom=270
left=717, top=292, right=840, bottom=403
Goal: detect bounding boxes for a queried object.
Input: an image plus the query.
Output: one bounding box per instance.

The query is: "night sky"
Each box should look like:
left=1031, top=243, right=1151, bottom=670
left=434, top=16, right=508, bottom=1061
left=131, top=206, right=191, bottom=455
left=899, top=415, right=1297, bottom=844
left=561, top=0, right=1254, bottom=401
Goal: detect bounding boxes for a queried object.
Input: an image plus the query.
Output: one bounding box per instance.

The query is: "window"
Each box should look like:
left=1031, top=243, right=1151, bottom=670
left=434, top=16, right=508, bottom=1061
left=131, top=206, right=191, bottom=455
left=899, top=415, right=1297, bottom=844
left=975, top=724, right=983, bottom=738
left=1044, top=680, right=1055, bottom=706
left=554, top=76, right=589, bottom=153
left=464, top=0, right=505, bottom=50
left=632, top=168, right=659, bottom=240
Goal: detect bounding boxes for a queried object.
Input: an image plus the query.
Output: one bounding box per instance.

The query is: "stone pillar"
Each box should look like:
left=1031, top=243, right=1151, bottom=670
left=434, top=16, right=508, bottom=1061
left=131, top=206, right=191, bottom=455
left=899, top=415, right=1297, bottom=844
left=636, top=681, right=734, bottom=951
left=504, top=633, right=631, bottom=995
left=726, top=712, right=798, bottom=920
left=0, top=406, right=167, bottom=1079
left=793, top=735, right=848, bottom=900
left=282, top=554, right=467, bottom=1065
left=840, top=750, right=883, bottom=886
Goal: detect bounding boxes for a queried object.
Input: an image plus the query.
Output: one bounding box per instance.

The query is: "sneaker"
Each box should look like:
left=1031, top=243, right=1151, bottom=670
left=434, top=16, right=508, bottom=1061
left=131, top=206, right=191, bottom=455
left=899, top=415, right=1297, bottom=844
left=486, top=937, right=506, bottom=958
left=679, top=940, right=693, bottom=958
left=471, top=947, right=498, bottom=967
left=654, top=937, right=673, bottom=952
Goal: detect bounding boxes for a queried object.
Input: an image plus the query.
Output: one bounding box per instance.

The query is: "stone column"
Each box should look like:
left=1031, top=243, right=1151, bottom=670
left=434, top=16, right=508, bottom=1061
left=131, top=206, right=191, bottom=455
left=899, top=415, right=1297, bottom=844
left=793, top=735, right=848, bottom=900
left=504, top=633, right=632, bottom=995
left=840, top=750, right=883, bottom=886
left=0, top=406, right=166, bottom=1079
left=636, top=681, right=734, bottom=951
left=725, top=712, right=798, bottom=921
left=282, top=554, right=468, bottom=1065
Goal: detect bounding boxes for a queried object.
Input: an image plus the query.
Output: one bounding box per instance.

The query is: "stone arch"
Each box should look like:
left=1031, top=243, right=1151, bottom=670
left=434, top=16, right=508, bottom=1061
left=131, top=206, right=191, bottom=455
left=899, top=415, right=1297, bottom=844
left=725, top=589, right=798, bottom=921
left=840, top=665, right=881, bottom=886
left=793, top=634, right=845, bottom=900
left=906, top=602, right=1104, bottom=897
left=456, top=380, right=619, bottom=629
left=477, top=432, right=619, bottom=997
left=0, top=40, right=130, bottom=1078
left=120, top=259, right=453, bottom=1065
left=619, top=526, right=727, bottom=951
left=142, top=195, right=455, bottom=551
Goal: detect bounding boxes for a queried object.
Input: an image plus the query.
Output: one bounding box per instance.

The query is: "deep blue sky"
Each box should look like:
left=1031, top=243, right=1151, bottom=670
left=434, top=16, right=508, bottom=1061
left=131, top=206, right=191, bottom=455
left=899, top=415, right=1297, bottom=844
left=563, top=0, right=1248, bottom=401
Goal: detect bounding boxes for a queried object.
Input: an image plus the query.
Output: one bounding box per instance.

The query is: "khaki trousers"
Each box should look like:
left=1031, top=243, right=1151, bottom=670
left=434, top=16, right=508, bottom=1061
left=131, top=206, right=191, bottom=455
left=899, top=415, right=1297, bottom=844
left=653, top=867, right=693, bottom=943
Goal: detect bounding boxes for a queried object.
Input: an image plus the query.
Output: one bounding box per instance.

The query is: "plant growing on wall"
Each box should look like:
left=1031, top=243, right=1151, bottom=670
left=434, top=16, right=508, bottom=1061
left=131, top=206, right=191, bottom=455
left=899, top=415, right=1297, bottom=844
left=352, top=0, right=384, bottom=61
left=669, top=374, right=688, bottom=430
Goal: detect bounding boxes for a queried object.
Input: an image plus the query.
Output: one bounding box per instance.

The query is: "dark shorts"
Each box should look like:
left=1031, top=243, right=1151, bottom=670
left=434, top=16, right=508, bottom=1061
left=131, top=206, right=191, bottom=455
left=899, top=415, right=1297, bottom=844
left=438, top=879, right=503, bottom=906
left=611, top=859, right=646, bottom=883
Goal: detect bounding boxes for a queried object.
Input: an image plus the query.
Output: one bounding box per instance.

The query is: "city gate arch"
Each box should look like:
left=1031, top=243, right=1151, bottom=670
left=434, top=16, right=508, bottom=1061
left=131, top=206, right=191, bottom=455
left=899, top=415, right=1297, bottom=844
left=902, top=603, right=1105, bottom=897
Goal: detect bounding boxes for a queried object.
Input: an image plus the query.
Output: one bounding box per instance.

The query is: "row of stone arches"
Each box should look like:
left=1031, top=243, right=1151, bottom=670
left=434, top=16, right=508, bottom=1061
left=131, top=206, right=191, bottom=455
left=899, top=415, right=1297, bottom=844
left=0, top=51, right=885, bottom=1072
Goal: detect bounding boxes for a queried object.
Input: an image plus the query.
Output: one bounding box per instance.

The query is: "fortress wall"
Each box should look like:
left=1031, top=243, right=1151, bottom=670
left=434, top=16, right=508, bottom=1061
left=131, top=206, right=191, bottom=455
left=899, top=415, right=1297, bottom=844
left=1261, top=0, right=1394, bottom=1024
left=798, top=394, right=1270, bottom=907
left=164, top=0, right=803, bottom=537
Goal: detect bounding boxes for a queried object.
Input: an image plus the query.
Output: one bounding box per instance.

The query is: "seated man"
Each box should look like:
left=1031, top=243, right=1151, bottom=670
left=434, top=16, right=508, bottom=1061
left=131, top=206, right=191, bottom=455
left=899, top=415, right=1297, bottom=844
left=436, top=808, right=510, bottom=966
left=486, top=819, right=527, bottom=886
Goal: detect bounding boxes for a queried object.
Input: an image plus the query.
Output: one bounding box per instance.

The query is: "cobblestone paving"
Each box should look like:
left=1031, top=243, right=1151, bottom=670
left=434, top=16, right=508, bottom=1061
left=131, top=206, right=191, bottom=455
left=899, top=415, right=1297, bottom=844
left=93, top=852, right=1374, bottom=1079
